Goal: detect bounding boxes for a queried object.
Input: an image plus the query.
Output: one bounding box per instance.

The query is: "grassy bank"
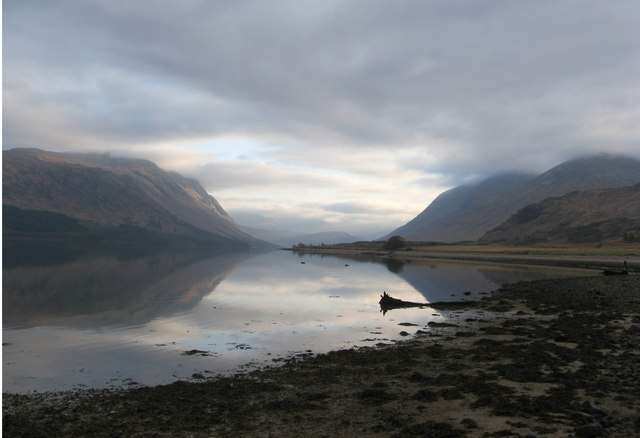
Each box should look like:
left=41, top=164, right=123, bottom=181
left=289, top=244, right=640, bottom=273
left=407, top=243, right=640, bottom=258
left=294, top=241, right=640, bottom=257
left=3, top=274, right=639, bottom=437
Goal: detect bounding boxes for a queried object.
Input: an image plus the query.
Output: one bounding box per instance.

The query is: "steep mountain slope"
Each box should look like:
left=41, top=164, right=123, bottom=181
left=385, top=155, right=640, bottom=242
left=3, top=149, right=267, bottom=248
left=383, top=173, right=535, bottom=241
left=480, top=184, right=640, bottom=244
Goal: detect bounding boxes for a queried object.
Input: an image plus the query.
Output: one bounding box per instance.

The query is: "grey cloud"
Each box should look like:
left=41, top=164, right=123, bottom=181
left=185, top=160, right=346, bottom=192
left=4, top=1, right=640, bottom=179
left=323, top=202, right=398, bottom=216
left=228, top=209, right=338, bottom=235
left=228, top=206, right=396, bottom=239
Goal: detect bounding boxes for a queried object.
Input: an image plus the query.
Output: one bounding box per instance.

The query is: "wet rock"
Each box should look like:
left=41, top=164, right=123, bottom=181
left=454, top=331, right=476, bottom=337
left=393, top=421, right=466, bottom=438
left=181, top=349, right=210, bottom=356
left=438, top=388, right=465, bottom=400
left=427, top=321, right=458, bottom=328
left=580, top=401, right=606, bottom=418
left=265, top=398, right=300, bottom=411
left=358, top=389, right=397, bottom=405
left=574, top=424, right=606, bottom=438
left=409, top=372, right=427, bottom=382
left=305, top=392, right=330, bottom=401
left=460, top=418, right=478, bottom=429
left=411, top=389, right=437, bottom=402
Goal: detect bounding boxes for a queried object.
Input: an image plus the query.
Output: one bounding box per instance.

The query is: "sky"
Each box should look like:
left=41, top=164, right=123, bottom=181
left=3, top=1, right=640, bottom=238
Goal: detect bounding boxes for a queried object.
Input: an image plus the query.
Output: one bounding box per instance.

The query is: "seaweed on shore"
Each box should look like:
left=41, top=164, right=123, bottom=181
left=4, top=275, right=640, bottom=438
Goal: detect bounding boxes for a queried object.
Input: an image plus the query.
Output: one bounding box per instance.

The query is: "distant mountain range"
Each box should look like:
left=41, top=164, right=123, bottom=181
left=3, top=149, right=270, bottom=250
left=240, top=225, right=362, bottom=247
left=480, top=184, right=640, bottom=244
left=7, top=149, right=639, bottom=250
left=286, top=231, right=362, bottom=247
left=384, top=154, right=640, bottom=243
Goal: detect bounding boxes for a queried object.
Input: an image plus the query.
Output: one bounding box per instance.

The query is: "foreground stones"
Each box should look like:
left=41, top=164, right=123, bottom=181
left=4, top=275, right=639, bottom=437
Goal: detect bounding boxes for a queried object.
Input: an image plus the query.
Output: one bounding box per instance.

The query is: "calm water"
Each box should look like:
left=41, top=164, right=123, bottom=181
left=3, top=249, right=594, bottom=393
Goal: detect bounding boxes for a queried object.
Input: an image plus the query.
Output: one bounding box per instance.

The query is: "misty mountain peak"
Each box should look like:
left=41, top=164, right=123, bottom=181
left=384, top=154, right=640, bottom=242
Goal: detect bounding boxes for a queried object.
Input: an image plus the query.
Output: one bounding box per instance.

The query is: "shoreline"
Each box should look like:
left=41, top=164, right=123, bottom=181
left=4, top=274, right=639, bottom=437
left=286, top=247, right=639, bottom=272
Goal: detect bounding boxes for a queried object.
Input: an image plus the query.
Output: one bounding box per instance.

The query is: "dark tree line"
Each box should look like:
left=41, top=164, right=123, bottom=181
left=384, top=235, right=406, bottom=251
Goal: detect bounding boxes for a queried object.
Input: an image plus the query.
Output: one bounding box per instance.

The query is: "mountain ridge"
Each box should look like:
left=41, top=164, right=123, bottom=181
left=383, top=173, right=535, bottom=241
left=384, top=154, right=640, bottom=242
left=3, top=148, right=269, bottom=249
left=479, top=184, right=640, bottom=244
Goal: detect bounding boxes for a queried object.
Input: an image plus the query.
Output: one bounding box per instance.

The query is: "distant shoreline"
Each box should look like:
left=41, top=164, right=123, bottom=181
left=285, top=246, right=639, bottom=272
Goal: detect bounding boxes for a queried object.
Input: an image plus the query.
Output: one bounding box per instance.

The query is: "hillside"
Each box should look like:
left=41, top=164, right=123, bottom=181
left=480, top=184, right=640, bottom=244
left=2, top=149, right=268, bottom=249
left=385, top=154, right=640, bottom=242
left=383, top=173, right=535, bottom=241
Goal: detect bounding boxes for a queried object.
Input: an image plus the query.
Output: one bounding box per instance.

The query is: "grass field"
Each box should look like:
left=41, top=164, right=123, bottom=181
left=406, top=243, right=640, bottom=257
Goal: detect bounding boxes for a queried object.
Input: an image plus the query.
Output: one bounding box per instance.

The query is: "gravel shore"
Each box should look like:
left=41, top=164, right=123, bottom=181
left=3, top=274, right=639, bottom=437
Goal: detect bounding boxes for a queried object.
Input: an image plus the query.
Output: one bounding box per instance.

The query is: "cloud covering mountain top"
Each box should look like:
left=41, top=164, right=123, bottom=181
left=4, top=1, right=640, bottom=237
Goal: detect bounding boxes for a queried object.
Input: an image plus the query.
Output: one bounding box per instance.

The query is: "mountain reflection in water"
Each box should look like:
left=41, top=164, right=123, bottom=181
left=397, top=260, right=574, bottom=303
left=3, top=248, right=594, bottom=393
left=3, top=248, right=253, bottom=328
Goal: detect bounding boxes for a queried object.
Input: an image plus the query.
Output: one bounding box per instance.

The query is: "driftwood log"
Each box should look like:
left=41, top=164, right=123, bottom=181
left=379, top=291, right=428, bottom=314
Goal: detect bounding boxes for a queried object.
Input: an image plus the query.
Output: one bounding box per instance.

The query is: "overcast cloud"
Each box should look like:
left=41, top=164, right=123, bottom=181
left=4, top=0, right=640, bottom=237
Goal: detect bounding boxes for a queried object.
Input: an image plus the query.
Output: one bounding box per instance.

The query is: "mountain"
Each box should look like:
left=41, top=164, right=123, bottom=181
left=286, top=231, right=362, bottom=247
left=3, top=148, right=269, bottom=249
left=238, top=226, right=295, bottom=246
left=480, top=184, right=640, bottom=244
left=383, top=173, right=535, bottom=241
left=241, top=227, right=362, bottom=247
left=384, top=154, right=640, bottom=242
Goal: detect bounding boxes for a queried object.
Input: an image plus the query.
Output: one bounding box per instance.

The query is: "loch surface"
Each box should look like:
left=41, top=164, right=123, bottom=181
left=2, top=249, right=594, bottom=393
